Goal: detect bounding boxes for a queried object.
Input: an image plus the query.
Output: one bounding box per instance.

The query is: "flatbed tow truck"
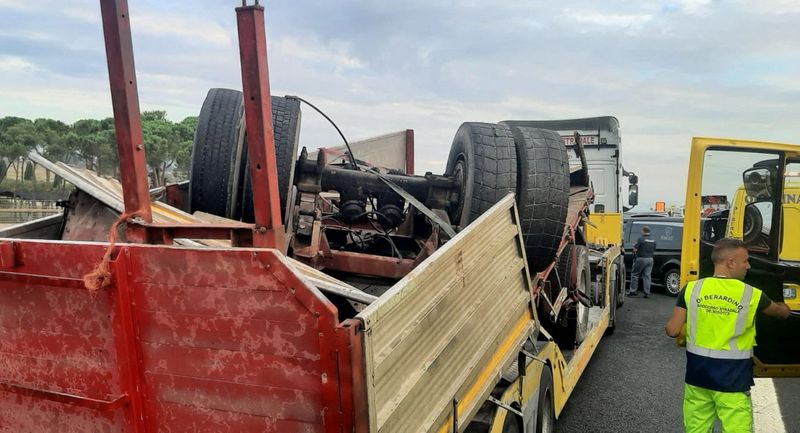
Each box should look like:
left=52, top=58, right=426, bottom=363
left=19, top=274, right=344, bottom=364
left=0, top=2, right=629, bottom=432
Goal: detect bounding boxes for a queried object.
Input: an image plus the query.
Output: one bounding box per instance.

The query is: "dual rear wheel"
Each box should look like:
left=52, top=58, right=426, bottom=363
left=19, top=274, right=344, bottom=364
left=445, top=122, right=570, bottom=272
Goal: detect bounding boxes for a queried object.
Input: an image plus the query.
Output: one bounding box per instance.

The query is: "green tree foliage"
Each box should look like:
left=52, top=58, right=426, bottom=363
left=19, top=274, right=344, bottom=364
left=1, top=112, right=197, bottom=189
left=141, top=111, right=196, bottom=187
left=174, top=116, right=198, bottom=180
left=24, top=161, right=34, bottom=181
left=0, top=117, right=37, bottom=183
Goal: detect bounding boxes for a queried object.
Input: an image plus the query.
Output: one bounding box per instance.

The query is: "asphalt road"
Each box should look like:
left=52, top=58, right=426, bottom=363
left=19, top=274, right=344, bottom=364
left=553, top=292, right=800, bottom=433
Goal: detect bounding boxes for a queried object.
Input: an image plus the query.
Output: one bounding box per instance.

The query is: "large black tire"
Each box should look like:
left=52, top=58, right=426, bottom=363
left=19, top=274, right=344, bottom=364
left=535, top=367, right=555, bottom=433
left=190, top=88, right=245, bottom=218
left=616, top=257, right=626, bottom=308
left=606, top=257, right=622, bottom=334
left=238, top=96, right=301, bottom=222
left=503, top=125, right=570, bottom=272
left=444, top=123, right=517, bottom=228
left=742, top=204, right=763, bottom=245
left=190, top=88, right=301, bottom=221
left=556, top=244, right=574, bottom=289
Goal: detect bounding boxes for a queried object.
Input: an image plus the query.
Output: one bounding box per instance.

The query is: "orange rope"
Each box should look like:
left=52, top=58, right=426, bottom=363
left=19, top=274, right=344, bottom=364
left=83, top=211, right=137, bottom=291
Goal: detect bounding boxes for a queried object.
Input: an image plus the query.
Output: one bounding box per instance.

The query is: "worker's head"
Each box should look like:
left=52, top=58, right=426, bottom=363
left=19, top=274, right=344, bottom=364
left=711, top=238, right=750, bottom=280
left=641, top=226, right=651, bottom=235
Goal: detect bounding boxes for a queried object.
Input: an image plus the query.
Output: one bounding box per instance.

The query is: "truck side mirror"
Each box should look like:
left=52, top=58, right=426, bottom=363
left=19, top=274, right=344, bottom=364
left=629, top=184, right=639, bottom=207
left=743, top=167, right=774, bottom=201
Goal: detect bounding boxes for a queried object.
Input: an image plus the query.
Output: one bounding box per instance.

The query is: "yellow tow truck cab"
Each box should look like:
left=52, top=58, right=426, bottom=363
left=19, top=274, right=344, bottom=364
left=681, top=137, right=800, bottom=376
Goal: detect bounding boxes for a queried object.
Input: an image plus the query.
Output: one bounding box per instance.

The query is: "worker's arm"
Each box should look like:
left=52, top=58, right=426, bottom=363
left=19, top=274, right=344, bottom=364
left=762, top=301, right=791, bottom=319
left=665, top=307, right=687, bottom=337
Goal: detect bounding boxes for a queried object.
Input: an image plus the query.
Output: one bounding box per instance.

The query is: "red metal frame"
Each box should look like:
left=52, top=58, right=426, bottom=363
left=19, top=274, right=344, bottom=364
left=405, top=129, right=415, bottom=175
left=0, top=240, right=359, bottom=432
left=235, top=4, right=285, bottom=249
left=99, top=0, right=285, bottom=250
left=100, top=0, right=152, bottom=243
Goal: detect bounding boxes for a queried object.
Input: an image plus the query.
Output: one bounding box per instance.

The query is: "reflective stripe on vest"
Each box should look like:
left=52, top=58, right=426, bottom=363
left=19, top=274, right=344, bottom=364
left=685, top=278, right=760, bottom=360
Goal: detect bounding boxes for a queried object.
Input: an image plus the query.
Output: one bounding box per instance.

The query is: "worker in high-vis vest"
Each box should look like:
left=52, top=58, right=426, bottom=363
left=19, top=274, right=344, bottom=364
left=665, top=238, right=790, bottom=432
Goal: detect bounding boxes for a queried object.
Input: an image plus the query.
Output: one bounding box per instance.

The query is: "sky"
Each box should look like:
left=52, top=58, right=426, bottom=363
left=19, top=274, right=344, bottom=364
left=2, top=0, right=800, bottom=210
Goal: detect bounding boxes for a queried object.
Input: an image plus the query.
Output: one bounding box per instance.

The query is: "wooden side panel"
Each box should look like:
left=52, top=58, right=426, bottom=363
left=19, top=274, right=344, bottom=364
left=357, top=195, right=535, bottom=433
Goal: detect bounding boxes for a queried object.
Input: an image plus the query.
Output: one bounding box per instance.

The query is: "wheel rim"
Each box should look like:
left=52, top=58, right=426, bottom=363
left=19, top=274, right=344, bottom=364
left=450, top=155, right=468, bottom=225
left=666, top=272, right=681, bottom=294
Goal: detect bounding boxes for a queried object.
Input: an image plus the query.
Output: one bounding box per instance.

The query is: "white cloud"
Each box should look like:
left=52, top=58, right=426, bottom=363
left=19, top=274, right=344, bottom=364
left=3, top=0, right=800, bottom=210
left=0, top=56, right=35, bottom=71
left=568, top=10, right=654, bottom=31
left=132, top=10, right=232, bottom=47
left=673, top=0, right=712, bottom=14
left=271, top=36, right=364, bottom=72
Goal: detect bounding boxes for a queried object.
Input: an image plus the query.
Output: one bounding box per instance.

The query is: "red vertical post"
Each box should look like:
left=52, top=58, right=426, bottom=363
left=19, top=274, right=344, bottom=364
left=236, top=3, right=286, bottom=250
left=109, top=249, right=147, bottom=432
left=405, top=129, right=415, bottom=175
left=100, top=0, right=152, bottom=242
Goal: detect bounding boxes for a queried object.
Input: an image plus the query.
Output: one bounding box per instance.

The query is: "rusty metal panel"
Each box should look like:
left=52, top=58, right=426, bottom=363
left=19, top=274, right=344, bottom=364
left=356, top=195, right=535, bottom=433
left=0, top=240, right=355, bottom=433
left=309, top=130, right=411, bottom=172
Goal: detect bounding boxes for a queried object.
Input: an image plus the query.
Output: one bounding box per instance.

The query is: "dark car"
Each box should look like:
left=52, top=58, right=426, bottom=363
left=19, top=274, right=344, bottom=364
left=622, top=216, right=683, bottom=296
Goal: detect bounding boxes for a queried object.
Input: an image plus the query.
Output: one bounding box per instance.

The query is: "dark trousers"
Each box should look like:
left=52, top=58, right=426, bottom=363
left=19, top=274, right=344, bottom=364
left=630, top=257, right=654, bottom=295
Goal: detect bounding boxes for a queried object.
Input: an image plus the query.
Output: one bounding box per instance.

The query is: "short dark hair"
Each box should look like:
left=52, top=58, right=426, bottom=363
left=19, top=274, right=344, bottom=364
left=711, top=238, right=746, bottom=263
left=641, top=226, right=651, bottom=235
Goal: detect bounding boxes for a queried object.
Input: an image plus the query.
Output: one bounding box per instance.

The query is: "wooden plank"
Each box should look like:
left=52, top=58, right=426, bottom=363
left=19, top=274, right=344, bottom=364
left=357, top=195, right=536, bottom=433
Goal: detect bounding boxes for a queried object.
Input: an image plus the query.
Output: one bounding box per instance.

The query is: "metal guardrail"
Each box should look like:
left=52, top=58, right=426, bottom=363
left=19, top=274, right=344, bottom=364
left=0, top=198, right=61, bottom=225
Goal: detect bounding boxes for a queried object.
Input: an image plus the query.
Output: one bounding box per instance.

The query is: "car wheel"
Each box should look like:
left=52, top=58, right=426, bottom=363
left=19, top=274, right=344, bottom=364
left=663, top=268, right=681, bottom=296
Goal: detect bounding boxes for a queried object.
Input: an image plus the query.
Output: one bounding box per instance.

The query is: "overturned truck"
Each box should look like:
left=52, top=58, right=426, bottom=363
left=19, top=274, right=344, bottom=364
left=0, top=2, right=625, bottom=433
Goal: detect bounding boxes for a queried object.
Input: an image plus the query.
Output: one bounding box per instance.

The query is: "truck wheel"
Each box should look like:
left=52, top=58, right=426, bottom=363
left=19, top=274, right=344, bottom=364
left=535, top=367, right=555, bottom=433
left=616, top=258, right=626, bottom=308
left=190, top=88, right=245, bottom=218
left=238, top=96, right=301, bottom=222
left=574, top=245, right=590, bottom=344
left=504, top=125, right=570, bottom=272
left=444, top=122, right=517, bottom=228
left=606, top=261, right=619, bottom=334
left=190, top=88, right=300, bottom=221
left=556, top=244, right=575, bottom=288
left=663, top=268, right=681, bottom=296
left=742, top=205, right=762, bottom=244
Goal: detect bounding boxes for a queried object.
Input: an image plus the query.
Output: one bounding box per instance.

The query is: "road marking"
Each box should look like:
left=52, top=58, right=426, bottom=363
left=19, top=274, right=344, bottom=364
left=752, top=378, right=786, bottom=433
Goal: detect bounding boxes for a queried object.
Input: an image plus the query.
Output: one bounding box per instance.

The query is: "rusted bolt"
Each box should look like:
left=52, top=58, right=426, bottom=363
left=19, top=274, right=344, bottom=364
left=258, top=226, right=267, bottom=233
left=136, top=144, right=143, bottom=150
left=289, top=287, right=296, bottom=294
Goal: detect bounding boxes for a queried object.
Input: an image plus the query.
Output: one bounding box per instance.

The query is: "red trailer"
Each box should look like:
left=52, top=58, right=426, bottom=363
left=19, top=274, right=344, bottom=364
left=0, top=2, right=625, bottom=432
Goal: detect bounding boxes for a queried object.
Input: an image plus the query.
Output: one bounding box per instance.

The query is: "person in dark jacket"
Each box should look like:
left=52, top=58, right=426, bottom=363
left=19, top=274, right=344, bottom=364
left=628, top=226, right=656, bottom=298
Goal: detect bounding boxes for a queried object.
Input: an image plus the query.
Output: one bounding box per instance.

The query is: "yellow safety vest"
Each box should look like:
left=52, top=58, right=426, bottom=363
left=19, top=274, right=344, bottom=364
left=684, top=277, right=762, bottom=360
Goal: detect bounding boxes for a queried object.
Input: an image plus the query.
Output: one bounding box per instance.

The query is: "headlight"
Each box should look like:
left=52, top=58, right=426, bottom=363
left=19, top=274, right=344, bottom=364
left=783, top=285, right=797, bottom=300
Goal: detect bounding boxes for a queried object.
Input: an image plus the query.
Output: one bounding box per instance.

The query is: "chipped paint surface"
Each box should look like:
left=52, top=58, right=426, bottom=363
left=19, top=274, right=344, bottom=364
left=0, top=240, right=354, bottom=432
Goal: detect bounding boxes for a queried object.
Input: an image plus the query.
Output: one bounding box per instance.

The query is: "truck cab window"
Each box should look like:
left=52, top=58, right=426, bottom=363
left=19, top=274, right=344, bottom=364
left=701, top=149, right=777, bottom=256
